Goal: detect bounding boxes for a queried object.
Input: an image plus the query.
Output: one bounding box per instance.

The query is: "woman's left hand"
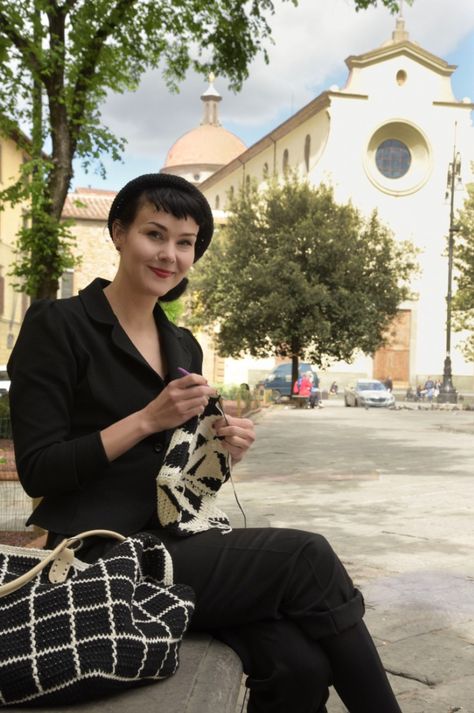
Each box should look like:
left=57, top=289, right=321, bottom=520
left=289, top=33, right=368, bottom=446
left=213, top=415, right=255, bottom=464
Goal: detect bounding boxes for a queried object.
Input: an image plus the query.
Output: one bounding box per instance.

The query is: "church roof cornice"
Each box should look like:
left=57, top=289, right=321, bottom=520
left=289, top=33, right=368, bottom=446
left=433, top=100, right=474, bottom=109
left=200, top=89, right=368, bottom=190
left=345, top=41, right=457, bottom=76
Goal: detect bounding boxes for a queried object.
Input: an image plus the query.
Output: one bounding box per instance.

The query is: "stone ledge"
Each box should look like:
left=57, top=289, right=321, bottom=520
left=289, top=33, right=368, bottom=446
left=5, top=633, right=243, bottom=713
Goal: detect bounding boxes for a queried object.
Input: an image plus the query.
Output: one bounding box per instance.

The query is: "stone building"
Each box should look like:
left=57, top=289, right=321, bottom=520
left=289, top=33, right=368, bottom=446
left=199, top=18, right=474, bottom=391
left=0, top=129, right=31, bottom=365
left=62, top=187, right=118, bottom=294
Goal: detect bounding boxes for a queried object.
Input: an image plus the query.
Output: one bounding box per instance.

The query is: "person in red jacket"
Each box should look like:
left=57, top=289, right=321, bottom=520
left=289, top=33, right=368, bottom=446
left=293, top=373, right=312, bottom=398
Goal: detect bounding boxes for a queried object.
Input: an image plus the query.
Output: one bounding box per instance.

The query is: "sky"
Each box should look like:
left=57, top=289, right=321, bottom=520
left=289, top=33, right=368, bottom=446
left=71, top=0, right=474, bottom=192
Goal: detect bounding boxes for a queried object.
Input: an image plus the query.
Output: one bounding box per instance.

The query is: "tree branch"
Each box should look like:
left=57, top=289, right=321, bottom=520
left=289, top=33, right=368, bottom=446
left=0, top=9, right=45, bottom=81
left=70, top=0, right=137, bottom=130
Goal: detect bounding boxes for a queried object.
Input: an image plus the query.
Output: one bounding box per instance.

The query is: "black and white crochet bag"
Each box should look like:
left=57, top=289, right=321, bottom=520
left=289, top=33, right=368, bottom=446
left=0, top=530, right=195, bottom=707
left=157, top=395, right=232, bottom=536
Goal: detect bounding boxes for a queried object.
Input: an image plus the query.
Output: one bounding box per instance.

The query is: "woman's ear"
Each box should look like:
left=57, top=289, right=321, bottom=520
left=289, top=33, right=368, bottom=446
left=111, top=220, right=124, bottom=252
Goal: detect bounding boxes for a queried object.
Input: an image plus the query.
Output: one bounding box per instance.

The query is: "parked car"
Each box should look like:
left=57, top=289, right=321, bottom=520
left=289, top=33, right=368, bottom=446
left=344, top=379, right=395, bottom=408
left=0, top=366, right=10, bottom=396
left=259, top=362, right=318, bottom=402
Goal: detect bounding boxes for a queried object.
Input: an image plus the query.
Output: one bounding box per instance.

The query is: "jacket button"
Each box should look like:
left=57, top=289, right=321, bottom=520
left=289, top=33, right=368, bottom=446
left=153, top=442, right=163, bottom=453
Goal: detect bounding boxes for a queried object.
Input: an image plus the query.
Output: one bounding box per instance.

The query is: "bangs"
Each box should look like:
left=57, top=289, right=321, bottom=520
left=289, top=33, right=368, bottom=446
left=141, top=187, right=206, bottom=228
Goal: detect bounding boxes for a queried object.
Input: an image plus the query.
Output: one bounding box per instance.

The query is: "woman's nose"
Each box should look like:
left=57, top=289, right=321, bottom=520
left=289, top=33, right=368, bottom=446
left=157, top=242, right=175, bottom=262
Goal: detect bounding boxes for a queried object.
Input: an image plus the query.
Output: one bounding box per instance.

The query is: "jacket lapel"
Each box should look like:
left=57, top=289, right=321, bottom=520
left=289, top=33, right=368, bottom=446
left=155, top=306, right=194, bottom=381
left=79, top=278, right=194, bottom=380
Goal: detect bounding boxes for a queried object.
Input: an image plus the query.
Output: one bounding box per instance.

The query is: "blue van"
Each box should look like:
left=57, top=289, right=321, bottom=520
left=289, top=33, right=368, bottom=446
left=261, top=362, right=318, bottom=402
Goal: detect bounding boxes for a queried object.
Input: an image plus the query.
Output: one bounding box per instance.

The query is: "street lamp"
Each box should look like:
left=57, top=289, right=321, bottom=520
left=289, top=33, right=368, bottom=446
left=437, top=142, right=462, bottom=404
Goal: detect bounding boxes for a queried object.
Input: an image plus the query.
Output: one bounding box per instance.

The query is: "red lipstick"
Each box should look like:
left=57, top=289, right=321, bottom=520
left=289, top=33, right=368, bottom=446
left=149, top=267, right=173, bottom=278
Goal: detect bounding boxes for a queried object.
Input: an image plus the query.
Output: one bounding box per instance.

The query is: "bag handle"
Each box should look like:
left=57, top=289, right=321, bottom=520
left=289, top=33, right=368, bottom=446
left=0, top=529, right=126, bottom=598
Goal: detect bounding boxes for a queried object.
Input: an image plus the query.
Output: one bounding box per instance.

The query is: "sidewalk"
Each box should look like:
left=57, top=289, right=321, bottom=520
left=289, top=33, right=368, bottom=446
left=220, top=401, right=474, bottom=713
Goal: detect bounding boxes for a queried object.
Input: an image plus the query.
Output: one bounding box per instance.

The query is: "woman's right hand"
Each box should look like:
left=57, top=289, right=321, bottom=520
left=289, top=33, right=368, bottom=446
left=141, top=373, right=216, bottom=434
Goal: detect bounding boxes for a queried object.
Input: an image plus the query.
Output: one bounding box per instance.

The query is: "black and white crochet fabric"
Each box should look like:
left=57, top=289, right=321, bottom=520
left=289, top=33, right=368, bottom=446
left=0, top=533, right=195, bottom=707
left=157, top=396, right=232, bottom=536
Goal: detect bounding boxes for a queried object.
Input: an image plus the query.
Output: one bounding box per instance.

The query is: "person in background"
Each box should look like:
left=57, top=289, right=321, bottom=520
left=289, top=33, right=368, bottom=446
left=422, top=376, right=435, bottom=402
left=8, top=174, right=402, bottom=713
left=384, top=375, right=393, bottom=392
left=309, top=372, right=323, bottom=409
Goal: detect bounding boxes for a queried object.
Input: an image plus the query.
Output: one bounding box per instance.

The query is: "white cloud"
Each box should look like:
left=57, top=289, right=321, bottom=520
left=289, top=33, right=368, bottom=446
left=76, top=0, right=474, bottom=188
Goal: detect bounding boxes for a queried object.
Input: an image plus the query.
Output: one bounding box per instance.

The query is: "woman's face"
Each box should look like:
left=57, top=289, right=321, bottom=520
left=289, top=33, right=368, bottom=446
left=113, top=201, right=198, bottom=298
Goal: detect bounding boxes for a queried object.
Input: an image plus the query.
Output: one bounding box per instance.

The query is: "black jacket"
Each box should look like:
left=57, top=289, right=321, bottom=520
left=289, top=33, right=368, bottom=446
left=7, top=278, right=203, bottom=535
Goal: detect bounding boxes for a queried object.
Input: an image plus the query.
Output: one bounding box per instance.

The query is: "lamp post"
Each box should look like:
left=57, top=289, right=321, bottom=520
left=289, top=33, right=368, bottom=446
left=437, top=143, right=461, bottom=404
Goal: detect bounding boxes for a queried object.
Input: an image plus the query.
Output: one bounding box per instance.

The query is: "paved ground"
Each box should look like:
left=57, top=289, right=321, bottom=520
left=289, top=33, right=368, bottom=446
left=219, top=398, right=474, bottom=713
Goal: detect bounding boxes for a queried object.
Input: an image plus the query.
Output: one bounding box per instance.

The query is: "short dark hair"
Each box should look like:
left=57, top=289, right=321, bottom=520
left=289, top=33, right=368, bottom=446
left=108, top=173, right=214, bottom=302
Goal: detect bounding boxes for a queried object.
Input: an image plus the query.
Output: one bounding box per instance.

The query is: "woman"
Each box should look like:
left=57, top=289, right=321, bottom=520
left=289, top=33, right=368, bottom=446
left=8, top=174, right=402, bottom=713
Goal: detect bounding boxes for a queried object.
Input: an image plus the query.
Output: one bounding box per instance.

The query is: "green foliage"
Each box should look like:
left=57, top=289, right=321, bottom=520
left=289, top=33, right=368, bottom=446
left=0, top=0, right=409, bottom=299
left=161, top=298, right=185, bottom=325
left=0, top=0, right=297, bottom=299
left=353, top=0, right=408, bottom=10
left=453, top=184, right=474, bottom=360
left=0, top=394, right=11, bottom=439
left=189, top=175, right=418, bottom=370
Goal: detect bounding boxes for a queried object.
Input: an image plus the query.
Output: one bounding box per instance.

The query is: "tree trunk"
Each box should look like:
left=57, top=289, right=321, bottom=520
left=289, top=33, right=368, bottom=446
left=291, top=339, right=300, bottom=394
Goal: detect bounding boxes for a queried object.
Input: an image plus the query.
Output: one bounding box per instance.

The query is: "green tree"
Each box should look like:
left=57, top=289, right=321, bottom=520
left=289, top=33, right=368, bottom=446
left=189, top=176, right=417, bottom=386
left=0, top=0, right=404, bottom=300
left=453, top=184, right=474, bottom=360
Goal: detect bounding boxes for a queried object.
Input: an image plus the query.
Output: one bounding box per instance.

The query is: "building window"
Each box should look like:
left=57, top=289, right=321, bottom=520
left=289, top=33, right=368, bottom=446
left=245, top=174, right=251, bottom=190
left=304, top=135, right=311, bottom=172
left=229, top=186, right=234, bottom=201
left=215, top=195, right=220, bottom=210
left=263, top=162, right=269, bottom=179
left=375, top=139, right=411, bottom=179
left=60, top=270, right=74, bottom=299
left=396, top=69, right=407, bottom=85
left=282, top=149, right=289, bottom=174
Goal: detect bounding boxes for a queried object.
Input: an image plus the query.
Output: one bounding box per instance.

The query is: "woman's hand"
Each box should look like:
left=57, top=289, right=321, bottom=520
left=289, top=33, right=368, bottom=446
left=141, top=373, right=216, bottom=433
left=101, top=373, right=216, bottom=463
left=213, top=414, right=255, bottom=464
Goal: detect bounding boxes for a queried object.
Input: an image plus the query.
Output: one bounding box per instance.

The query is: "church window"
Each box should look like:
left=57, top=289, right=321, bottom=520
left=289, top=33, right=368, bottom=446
left=263, top=162, right=269, bottom=179
left=193, top=173, right=200, bottom=182
left=282, top=149, right=289, bottom=174
left=245, top=174, right=251, bottom=190
left=228, top=186, right=234, bottom=203
left=215, top=195, right=220, bottom=210
left=396, top=70, right=407, bottom=86
left=304, top=135, right=311, bottom=172
left=375, top=139, right=411, bottom=179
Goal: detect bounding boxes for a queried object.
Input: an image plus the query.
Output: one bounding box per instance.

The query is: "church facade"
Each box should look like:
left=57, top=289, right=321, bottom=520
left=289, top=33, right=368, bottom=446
left=199, top=19, right=474, bottom=392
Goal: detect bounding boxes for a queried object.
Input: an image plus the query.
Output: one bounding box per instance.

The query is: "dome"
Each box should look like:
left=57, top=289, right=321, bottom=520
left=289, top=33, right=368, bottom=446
left=163, top=123, right=246, bottom=169
left=161, top=75, right=246, bottom=184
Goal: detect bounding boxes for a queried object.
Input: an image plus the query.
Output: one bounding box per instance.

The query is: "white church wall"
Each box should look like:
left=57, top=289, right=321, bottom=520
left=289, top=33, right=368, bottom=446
left=199, top=37, right=473, bottom=388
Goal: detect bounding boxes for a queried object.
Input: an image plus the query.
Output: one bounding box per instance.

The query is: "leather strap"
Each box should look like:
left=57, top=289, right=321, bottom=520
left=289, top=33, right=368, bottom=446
left=0, top=529, right=126, bottom=598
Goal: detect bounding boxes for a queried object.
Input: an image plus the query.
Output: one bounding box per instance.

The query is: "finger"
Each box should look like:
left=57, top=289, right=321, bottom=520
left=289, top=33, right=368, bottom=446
left=176, top=373, right=208, bottom=388
left=214, top=424, right=255, bottom=443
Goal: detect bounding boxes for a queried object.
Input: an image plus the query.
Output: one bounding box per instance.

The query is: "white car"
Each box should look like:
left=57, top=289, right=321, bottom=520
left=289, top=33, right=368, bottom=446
left=0, top=366, right=10, bottom=396
left=344, top=379, right=395, bottom=408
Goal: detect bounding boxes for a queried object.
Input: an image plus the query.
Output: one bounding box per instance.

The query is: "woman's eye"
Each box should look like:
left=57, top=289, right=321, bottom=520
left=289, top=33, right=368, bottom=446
left=148, top=231, right=163, bottom=240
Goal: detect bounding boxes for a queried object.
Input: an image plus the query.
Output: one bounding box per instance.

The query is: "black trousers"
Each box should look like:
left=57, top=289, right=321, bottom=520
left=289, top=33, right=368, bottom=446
left=48, top=526, right=398, bottom=713
left=151, top=527, right=363, bottom=713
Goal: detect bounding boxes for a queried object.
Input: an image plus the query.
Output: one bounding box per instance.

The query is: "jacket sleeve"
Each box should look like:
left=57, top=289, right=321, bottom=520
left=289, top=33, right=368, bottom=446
left=7, top=300, right=109, bottom=497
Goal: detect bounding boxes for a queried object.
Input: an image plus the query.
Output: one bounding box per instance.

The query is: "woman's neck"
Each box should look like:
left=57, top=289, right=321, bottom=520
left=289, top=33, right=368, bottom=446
left=103, top=278, right=157, bottom=329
